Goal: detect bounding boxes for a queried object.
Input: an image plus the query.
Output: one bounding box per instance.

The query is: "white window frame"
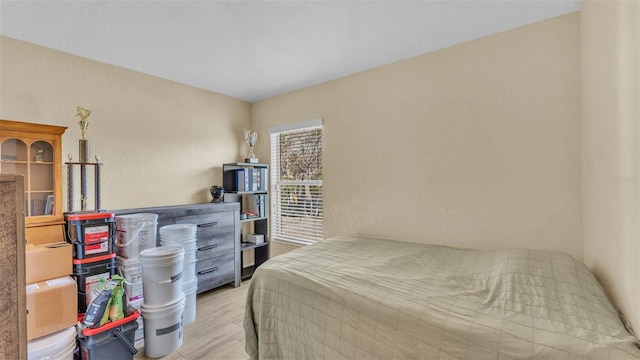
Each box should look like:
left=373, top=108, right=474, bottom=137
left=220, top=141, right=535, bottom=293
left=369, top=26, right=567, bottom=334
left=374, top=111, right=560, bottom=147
left=269, top=118, right=323, bottom=245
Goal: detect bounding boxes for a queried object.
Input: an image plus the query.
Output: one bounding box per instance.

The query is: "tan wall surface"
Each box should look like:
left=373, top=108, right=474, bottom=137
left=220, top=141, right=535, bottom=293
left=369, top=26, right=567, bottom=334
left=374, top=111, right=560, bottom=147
left=5, top=7, right=636, bottom=334
left=252, top=13, right=583, bottom=259
left=0, top=36, right=251, bottom=210
left=582, top=0, right=640, bottom=333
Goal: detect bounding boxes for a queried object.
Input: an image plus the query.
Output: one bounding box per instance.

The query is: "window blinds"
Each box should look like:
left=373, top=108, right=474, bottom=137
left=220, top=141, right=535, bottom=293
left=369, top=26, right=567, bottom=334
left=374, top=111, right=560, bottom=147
left=270, top=120, right=323, bottom=244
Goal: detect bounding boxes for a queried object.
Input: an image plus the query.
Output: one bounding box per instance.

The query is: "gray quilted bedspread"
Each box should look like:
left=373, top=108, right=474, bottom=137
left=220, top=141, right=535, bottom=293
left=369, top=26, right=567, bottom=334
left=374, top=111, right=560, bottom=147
left=244, top=236, right=640, bottom=359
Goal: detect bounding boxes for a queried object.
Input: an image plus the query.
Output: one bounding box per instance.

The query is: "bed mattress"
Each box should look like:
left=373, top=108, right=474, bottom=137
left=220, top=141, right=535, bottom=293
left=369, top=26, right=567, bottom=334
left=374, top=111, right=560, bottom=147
left=244, top=236, right=640, bottom=359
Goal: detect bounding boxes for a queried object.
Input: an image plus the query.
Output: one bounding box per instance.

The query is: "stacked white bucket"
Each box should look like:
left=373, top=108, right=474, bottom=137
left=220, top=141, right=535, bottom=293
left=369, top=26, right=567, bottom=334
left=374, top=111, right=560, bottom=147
left=115, top=213, right=159, bottom=347
left=139, top=244, right=185, bottom=358
left=159, top=224, right=198, bottom=327
left=27, top=326, right=76, bottom=360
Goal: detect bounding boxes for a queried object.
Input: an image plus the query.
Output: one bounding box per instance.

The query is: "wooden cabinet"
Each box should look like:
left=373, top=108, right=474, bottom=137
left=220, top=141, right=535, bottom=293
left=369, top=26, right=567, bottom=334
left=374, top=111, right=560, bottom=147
left=222, top=162, right=270, bottom=279
left=0, top=120, right=67, bottom=244
left=114, top=202, right=241, bottom=293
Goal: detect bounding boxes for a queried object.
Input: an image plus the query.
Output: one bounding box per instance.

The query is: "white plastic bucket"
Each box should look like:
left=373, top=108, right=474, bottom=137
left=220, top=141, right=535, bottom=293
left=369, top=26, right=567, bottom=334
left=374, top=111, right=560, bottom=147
left=128, top=299, right=145, bottom=346
left=160, top=224, right=197, bottom=286
left=182, top=278, right=198, bottom=326
left=115, top=213, right=158, bottom=259
left=28, top=326, right=77, bottom=360
left=117, top=256, right=143, bottom=282
left=129, top=298, right=143, bottom=311
left=124, top=278, right=144, bottom=303
left=141, top=292, right=185, bottom=358
left=139, top=246, right=185, bottom=305
left=160, top=240, right=197, bottom=284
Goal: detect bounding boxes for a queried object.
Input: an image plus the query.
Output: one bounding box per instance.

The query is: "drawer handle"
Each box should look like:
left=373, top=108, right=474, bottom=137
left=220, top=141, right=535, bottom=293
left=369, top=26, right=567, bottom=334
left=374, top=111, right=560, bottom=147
left=198, top=244, right=219, bottom=251
left=198, top=267, right=218, bottom=275
left=198, top=222, right=218, bottom=228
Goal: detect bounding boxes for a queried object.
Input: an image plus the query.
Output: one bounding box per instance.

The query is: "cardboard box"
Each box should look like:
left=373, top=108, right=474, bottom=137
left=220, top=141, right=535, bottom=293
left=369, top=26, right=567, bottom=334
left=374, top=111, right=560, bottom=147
left=26, top=276, right=77, bottom=340
left=25, top=242, right=72, bottom=284
left=246, top=233, right=264, bottom=244
left=25, top=223, right=65, bottom=245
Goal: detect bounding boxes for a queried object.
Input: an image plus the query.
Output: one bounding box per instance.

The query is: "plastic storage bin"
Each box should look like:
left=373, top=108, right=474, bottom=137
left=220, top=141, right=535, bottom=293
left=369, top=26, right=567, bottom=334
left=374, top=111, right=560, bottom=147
left=72, top=253, right=116, bottom=313
left=78, top=310, right=139, bottom=360
left=65, top=212, right=116, bottom=260
left=115, top=213, right=158, bottom=259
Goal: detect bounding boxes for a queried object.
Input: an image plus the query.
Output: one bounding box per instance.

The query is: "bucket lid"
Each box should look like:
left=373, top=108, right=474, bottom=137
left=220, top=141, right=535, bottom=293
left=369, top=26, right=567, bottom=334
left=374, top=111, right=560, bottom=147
left=115, top=213, right=158, bottom=222
left=139, top=245, right=184, bottom=263
left=160, top=233, right=196, bottom=239
left=160, top=239, right=197, bottom=247
left=160, top=233, right=197, bottom=239
left=117, top=256, right=141, bottom=266
left=141, top=292, right=186, bottom=318
left=183, top=278, right=198, bottom=292
left=140, top=245, right=184, bottom=256
left=159, top=224, right=197, bottom=235
left=28, top=326, right=77, bottom=359
left=66, top=211, right=115, bottom=221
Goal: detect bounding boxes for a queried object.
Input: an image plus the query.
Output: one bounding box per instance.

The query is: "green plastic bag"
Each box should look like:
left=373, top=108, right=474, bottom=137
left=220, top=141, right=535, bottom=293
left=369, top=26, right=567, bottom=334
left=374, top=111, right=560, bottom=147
left=109, top=275, right=125, bottom=321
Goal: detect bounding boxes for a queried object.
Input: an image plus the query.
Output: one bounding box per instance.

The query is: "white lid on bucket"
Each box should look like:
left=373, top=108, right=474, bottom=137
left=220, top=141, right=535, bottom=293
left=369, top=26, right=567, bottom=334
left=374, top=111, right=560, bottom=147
left=140, top=245, right=184, bottom=260
left=139, top=246, right=185, bottom=270
left=141, top=292, right=186, bottom=319
left=28, top=326, right=77, bottom=360
left=160, top=235, right=196, bottom=242
left=160, top=224, right=197, bottom=236
left=182, top=277, right=198, bottom=292
left=117, top=256, right=141, bottom=266
left=115, top=213, right=158, bottom=223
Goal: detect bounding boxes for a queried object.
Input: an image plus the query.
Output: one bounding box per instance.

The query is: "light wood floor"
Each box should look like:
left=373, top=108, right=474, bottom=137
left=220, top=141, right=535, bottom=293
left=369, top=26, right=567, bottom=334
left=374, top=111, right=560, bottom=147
left=134, top=280, right=251, bottom=360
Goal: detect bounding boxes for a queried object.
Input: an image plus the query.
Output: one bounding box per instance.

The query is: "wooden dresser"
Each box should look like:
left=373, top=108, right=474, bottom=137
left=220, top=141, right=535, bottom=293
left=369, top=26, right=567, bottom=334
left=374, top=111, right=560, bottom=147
left=113, top=202, right=241, bottom=293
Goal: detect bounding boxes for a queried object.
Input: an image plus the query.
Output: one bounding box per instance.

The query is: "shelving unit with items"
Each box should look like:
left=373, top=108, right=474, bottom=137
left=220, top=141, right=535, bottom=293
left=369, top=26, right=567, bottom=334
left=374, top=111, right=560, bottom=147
left=222, top=162, right=269, bottom=279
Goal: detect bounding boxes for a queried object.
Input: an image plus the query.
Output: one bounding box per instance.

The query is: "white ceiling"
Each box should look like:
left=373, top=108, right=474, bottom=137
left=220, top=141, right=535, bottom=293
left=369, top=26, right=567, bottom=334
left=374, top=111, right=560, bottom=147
left=0, top=1, right=581, bottom=103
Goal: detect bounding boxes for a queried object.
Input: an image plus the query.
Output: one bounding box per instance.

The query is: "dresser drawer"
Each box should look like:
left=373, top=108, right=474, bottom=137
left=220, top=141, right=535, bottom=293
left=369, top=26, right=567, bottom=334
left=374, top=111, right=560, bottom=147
left=197, top=233, right=234, bottom=259
left=196, top=253, right=235, bottom=289
left=176, top=212, right=235, bottom=236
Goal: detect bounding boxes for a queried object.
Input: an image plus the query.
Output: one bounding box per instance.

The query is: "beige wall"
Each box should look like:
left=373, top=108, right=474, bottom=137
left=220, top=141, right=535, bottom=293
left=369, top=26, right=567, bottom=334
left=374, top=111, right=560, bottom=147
left=582, top=0, right=640, bottom=333
left=0, top=36, right=251, bottom=210
left=3, top=6, right=637, bottom=334
left=254, top=13, right=583, bottom=259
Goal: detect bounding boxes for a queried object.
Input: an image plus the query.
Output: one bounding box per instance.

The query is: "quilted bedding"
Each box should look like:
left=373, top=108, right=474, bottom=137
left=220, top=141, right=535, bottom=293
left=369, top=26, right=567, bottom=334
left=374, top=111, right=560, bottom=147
left=244, top=236, right=640, bottom=359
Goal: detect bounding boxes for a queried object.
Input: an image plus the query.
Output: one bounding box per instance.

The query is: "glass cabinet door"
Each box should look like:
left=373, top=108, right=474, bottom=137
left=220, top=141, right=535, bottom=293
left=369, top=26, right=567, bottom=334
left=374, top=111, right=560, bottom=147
left=29, top=140, right=55, bottom=216
left=1, top=138, right=55, bottom=217
left=1, top=138, right=28, bottom=176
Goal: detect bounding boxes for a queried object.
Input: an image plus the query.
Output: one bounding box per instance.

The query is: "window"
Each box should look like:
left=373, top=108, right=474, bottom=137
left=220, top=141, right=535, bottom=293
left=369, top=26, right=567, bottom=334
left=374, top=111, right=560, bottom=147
left=269, top=119, right=323, bottom=245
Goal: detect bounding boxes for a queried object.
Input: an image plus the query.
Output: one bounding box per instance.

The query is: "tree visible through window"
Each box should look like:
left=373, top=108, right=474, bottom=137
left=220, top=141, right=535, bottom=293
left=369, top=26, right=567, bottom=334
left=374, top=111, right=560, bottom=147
left=270, top=120, right=323, bottom=244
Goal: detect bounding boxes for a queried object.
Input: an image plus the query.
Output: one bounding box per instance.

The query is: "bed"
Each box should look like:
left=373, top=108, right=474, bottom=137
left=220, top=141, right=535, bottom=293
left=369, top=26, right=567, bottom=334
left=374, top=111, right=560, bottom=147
left=244, top=236, right=640, bottom=359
